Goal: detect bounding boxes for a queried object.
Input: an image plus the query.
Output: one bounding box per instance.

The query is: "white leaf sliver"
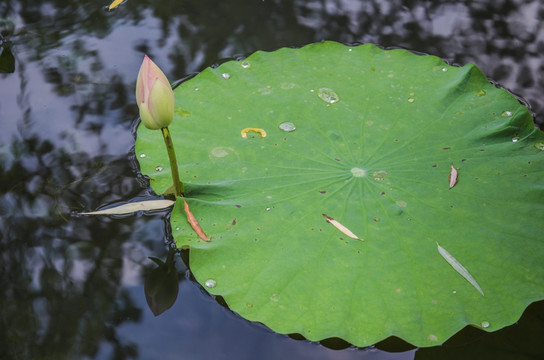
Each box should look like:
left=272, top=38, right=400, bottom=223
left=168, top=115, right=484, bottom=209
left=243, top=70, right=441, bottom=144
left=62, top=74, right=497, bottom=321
left=436, top=242, right=484, bottom=296
left=449, top=163, right=458, bottom=189
left=80, top=200, right=175, bottom=215
left=323, top=214, right=363, bottom=241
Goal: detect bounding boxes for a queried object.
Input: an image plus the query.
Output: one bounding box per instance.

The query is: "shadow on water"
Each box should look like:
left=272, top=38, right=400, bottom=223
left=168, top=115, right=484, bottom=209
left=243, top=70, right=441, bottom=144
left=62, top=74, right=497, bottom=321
left=0, top=0, right=543, bottom=359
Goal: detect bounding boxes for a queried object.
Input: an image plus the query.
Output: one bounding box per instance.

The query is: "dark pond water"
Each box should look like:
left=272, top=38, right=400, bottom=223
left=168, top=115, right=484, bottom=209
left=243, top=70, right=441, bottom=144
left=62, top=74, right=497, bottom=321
left=1, top=0, right=543, bottom=359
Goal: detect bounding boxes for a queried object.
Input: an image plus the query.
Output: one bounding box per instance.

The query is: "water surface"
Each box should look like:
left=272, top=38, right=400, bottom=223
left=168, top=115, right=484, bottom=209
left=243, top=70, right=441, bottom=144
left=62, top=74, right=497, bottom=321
left=1, top=1, right=543, bottom=359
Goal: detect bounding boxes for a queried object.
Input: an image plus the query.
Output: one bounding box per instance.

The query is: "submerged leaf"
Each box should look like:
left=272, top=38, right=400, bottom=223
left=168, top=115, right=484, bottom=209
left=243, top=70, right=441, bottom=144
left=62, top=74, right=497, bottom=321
left=144, top=250, right=179, bottom=316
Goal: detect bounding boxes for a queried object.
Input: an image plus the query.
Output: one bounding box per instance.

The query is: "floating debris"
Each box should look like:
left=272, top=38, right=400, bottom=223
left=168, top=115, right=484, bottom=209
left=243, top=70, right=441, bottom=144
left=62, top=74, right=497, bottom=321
left=322, top=214, right=362, bottom=241
left=436, top=242, right=484, bottom=296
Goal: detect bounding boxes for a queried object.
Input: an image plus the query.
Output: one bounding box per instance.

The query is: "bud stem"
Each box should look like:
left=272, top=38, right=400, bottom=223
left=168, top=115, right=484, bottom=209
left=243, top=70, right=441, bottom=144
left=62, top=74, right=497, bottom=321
left=161, top=126, right=184, bottom=197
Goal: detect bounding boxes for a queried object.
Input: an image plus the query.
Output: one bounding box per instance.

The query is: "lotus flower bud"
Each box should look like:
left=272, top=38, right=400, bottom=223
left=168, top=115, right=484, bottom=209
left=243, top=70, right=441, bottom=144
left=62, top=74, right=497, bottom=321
left=136, top=55, right=175, bottom=130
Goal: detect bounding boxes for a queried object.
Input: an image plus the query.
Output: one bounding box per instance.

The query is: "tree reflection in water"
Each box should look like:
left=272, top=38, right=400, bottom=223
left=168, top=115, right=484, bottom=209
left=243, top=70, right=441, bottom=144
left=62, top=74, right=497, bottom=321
left=0, top=0, right=542, bottom=359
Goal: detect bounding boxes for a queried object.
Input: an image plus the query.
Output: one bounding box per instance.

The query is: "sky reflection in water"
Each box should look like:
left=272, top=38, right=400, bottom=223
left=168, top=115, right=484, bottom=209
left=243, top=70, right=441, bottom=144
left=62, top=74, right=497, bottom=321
left=1, top=0, right=543, bottom=359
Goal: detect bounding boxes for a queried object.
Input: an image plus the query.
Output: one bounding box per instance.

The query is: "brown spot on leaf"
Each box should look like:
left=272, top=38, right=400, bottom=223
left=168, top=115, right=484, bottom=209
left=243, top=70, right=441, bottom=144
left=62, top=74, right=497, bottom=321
left=322, top=213, right=363, bottom=241
left=183, top=200, right=210, bottom=241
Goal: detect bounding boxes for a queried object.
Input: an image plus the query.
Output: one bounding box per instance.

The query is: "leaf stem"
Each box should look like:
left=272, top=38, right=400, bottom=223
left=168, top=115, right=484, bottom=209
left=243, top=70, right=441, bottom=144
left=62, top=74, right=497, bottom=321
left=161, top=126, right=184, bottom=197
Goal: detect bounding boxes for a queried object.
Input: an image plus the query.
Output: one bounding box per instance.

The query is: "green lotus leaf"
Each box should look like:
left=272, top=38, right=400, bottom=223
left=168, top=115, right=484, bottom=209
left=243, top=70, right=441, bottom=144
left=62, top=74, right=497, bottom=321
left=135, top=41, right=544, bottom=347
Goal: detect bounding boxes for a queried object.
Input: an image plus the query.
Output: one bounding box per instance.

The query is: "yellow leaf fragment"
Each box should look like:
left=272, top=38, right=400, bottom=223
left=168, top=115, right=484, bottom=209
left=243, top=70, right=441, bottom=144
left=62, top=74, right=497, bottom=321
left=322, top=214, right=363, bottom=241
left=108, top=0, right=124, bottom=10
left=241, top=127, right=267, bottom=138
left=449, top=163, right=458, bottom=189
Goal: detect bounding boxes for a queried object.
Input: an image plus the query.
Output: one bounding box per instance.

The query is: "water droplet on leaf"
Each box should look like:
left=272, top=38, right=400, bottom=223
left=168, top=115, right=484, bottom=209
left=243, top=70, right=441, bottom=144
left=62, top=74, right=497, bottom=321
left=481, top=321, right=490, bottom=328
left=241, top=61, right=250, bottom=69
left=257, top=87, right=271, bottom=95
left=318, top=88, right=340, bottom=104
left=280, top=82, right=295, bottom=90
left=501, top=111, right=512, bottom=117
left=511, top=136, right=520, bottom=143
left=279, top=121, right=296, bottom=132
left=372, top=170, right=388, bottom=181
left=477, top=89, right=486, bottom=96
left=211, top=147, right=230, bottom=158
left=205, top=279, right=216, bottom=288
left=140, top=153, right=147, bottom=158
left=155, top=166, right=163, bottom=172
left=534, top=142, right=544, bottom=151
left=222, top=73, right=231, bottom=79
